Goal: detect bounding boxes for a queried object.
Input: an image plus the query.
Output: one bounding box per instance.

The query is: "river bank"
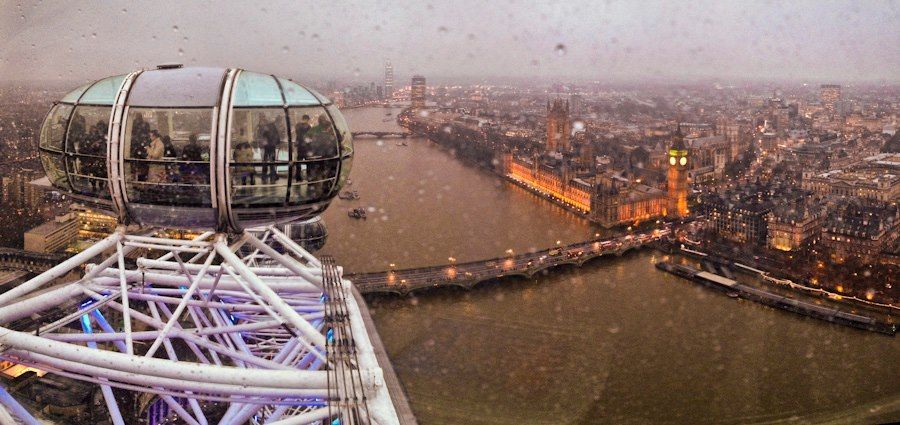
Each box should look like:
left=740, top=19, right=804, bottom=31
left=321, top=106, right=900, bottom=424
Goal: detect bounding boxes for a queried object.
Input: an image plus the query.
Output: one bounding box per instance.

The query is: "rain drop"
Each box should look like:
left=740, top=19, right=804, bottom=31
left=554, top=43, right=567, bottom=56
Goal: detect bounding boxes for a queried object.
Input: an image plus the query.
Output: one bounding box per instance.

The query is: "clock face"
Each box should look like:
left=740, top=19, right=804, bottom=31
left=679, top=156, right=687, bottom=166
left=669, top=156, right=677, bottom=166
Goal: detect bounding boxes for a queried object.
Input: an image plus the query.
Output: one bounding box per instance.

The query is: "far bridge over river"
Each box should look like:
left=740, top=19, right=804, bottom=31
left=348, top=230, right=670, bottom=295
left=351, top=131, right=411, bottom=138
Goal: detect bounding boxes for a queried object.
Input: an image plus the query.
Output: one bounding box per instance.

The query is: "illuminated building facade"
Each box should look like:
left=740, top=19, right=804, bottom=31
left=507, top=155, right=592, bottom=211
left=666, top=128, right=689, bottom=218
left=72, top=204, right=118, bottom=242
left=592, top=173, right=666, bottom=228
left=820, top=84, right=842, bottom=119
left=23, top=213, right=78, bottom=253
left=505, top=155, right=665, bottom=227
left=546, top=99, right=570, bottom=152
left=2, top=168, right=45, bottom=212
left=411, top=75, right=426, bottom=108
left=802, top=169, right=900, bottom=202
left=821, top=201, right=899, bottom=262
left=767, top=199, right=827, bottom=251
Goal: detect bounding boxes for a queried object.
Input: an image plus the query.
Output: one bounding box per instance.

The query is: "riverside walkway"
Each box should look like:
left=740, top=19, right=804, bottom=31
left=349, top=229, right=671, bottom=295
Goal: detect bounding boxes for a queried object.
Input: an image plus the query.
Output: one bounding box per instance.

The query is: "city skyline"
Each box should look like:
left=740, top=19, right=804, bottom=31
left=0, top=2, right=898, bottom=423
left=2, top=0, right=899, bottom=85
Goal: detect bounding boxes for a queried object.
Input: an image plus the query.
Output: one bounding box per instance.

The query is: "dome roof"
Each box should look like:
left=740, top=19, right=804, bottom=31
left=39, top=66, right=353, bottom=232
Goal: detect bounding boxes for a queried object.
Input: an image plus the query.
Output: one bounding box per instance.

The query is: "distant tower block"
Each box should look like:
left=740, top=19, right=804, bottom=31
left=820, top=84, right=842, bottom=119
left=546, top=98, right=570, bottom=152
left=384, top=59, right=394, bottom=99
left=667, top=126, right=690, bottom=218
left=410, top=75, right=426, bottom=108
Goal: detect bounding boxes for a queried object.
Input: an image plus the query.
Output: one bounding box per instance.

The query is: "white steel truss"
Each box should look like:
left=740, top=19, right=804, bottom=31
left=0, top=226, right=399, bottom=425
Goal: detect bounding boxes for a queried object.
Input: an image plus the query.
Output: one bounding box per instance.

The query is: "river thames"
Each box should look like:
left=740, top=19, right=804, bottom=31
left=319, top=107, right=899, bottom=424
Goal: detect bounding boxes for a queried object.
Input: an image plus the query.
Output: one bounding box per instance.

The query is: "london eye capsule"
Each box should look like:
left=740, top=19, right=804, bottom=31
left=38, top=65, right=353, bottom=231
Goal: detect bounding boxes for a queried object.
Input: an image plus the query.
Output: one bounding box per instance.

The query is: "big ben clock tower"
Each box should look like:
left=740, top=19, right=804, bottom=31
left=666, top=125, right=689, bottom=218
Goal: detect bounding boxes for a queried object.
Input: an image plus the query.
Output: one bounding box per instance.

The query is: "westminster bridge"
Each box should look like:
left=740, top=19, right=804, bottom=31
left=348, top=229, right=671, bottom=295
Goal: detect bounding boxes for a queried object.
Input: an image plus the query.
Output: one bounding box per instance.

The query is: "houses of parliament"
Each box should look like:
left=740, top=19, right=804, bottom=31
left=503, top=99, right=688, bottom=227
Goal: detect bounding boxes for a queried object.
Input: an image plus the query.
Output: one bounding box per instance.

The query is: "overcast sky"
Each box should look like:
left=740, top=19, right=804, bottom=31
left=1, top=0, right=898, bottom=85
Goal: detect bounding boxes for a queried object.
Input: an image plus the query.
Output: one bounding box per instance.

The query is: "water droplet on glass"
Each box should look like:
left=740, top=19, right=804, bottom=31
left=282, top=46, right=290, bottom=53
left=172, top=25, right=179, bottom=32
left=437, top=26, right=448, bottom=33
left=353, top=67, right=360, bottom=76
left=121, top=8, right=127, bottom=13
left=573, top=120, right=585, bottom=131
left=91, top=32, right=97, bottom=38
left=554, top=43, right=567, bottom=56
left=467, top=33, right=476, bottom=40
left=178, top=48, right=184, bottom=57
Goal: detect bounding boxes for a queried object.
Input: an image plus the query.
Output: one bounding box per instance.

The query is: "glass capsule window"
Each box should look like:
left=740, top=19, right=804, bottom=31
left=230, top=108, right=289, bottom=206
left=39, top=104, right=73, bottom=151
left=66, top=106, right=111, bottom=198
left=278, top=78, right=320, bottom=106
left=123, top=108, right=213, bottom=206
left=287, top=106, right=340, bottom=205
left=232, top=72, right=284, bottom=107
left=60, top=83, right=91, bottom=103
left=38, top=104, right=75, bottom=192
left=40, top=150, right=70, bottom=191
left=79, top=75, right=126, bottom=105
left=326, top=104, right=353, bottom=155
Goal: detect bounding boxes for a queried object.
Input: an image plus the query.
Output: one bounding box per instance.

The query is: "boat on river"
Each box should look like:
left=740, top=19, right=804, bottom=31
left=339, top=190, right=360, bottom=200
left=348, top=207, right=367, bottom=220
